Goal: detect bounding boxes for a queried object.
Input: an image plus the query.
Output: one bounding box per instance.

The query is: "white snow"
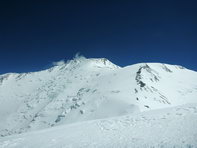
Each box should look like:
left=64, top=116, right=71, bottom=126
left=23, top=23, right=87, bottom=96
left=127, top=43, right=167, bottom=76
left=0, top=104, right=197, bottom=148
left=0, top=56, right=197, bottom=147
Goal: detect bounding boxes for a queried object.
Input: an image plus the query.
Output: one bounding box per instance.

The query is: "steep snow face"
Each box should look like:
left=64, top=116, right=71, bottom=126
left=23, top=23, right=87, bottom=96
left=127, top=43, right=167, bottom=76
left=0, top=57, right=197, bottom=137
left=1, top=104, right=197, bottom=148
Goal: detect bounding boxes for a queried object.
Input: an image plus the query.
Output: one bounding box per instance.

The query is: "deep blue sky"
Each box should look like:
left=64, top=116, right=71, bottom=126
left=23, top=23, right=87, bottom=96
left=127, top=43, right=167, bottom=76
left=0, top=0, right=196, bottom=74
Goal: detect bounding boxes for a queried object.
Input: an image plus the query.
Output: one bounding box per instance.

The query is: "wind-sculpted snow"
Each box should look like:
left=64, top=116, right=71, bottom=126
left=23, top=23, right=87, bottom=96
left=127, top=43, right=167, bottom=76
left=0, top=57, right=197, bottom=139
left=0, top=104, right=197, bottom=148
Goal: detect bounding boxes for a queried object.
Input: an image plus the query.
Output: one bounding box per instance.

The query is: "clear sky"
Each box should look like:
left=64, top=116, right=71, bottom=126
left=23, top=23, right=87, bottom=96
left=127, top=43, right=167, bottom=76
left=0, top=0, right=196, bottom=74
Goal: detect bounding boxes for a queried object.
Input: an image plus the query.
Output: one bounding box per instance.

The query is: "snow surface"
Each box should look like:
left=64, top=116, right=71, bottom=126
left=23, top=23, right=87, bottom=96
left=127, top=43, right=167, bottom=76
left=0, top=56, right=197, bottom=147
left=0, top=104, right=197, bottom=148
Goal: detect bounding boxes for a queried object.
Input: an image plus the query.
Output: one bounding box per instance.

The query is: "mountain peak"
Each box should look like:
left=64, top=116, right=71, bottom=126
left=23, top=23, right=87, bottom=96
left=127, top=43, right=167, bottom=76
left=52, top=57, right=120, bottom=71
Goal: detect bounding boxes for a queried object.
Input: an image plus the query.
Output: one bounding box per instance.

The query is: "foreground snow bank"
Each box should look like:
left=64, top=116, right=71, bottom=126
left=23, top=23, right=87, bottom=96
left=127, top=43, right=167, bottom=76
left=0, top=103, right=197, bottom=148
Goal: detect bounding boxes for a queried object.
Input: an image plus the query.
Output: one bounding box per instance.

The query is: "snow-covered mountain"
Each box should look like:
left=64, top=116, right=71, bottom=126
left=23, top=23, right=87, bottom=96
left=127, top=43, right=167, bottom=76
left=0, top=56, right=197, bottom=146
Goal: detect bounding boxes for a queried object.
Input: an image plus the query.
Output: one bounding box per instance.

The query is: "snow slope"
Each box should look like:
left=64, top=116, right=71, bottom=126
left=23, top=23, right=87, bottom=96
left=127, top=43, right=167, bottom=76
left=0, top=104, right=197, bottom=148
left=0, top=56, right=197, bottom=138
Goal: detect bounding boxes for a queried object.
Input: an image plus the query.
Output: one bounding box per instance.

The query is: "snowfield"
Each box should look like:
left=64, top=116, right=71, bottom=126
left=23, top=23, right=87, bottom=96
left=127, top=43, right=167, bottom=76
left=0, top=56, right=197, bottom=147
left=0, top=104, right=197, bottom=148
